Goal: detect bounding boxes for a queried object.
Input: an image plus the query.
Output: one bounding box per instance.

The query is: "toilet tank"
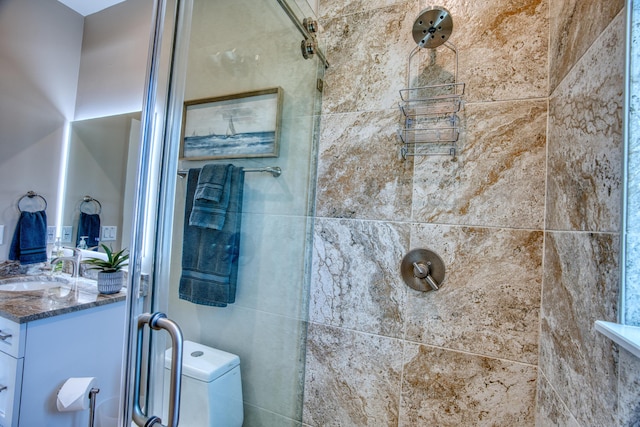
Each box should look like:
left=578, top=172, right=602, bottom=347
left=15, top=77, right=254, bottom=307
left=163, top=340, right=243, bottom=427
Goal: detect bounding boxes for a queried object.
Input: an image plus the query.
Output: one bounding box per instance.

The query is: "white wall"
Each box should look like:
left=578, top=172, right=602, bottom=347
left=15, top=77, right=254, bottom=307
left=74, top=0, right=153, bottom=120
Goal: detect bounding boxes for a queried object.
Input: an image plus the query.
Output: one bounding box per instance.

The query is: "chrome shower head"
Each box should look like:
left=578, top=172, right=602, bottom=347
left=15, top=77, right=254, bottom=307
left=412, top=6, right=453, bottom=49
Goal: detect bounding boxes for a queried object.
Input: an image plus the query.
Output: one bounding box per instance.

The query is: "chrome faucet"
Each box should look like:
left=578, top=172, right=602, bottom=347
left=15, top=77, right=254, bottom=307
left=50, top=247, right=82, bottom=278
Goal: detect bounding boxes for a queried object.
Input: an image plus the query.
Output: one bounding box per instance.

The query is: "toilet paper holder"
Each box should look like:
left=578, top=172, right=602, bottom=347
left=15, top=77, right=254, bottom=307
left=88, top=388, right=99, bottom=427
left=56, top=377, right=100, bottom=427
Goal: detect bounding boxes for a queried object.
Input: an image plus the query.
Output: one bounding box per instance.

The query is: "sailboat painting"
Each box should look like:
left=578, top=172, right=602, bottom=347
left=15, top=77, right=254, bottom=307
left=181, top=87, right=283, bottom=160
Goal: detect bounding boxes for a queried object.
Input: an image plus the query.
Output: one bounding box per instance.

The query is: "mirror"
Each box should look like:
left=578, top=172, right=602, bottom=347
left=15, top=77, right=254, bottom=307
left=0, top=0, right=148, bottom=262
left=53, top=0, right=151, bottom=255
left=63, top=112, right=142, bottom=252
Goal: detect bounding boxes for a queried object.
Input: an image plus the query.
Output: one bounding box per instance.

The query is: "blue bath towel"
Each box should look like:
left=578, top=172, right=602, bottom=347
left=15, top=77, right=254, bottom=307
left=180, top=166, right=244, bottom=307
left=9, top=210, right=48, bottom=265
left=76, top=212, right=101, bottom=249
left=189, top=164, right=233, bottom=230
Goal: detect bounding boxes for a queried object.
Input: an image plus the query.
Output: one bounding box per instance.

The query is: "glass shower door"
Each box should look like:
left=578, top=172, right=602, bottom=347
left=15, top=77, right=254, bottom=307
left=123, top=0, right=325, bottom=425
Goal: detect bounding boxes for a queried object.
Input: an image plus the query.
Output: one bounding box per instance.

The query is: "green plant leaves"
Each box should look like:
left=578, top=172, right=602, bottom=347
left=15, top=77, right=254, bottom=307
left=81, top=243, right=129, bottom=272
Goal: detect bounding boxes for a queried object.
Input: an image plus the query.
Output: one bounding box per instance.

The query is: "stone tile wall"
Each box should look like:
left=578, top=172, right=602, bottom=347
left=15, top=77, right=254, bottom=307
left=304, top=0, right=640, bottom=425
left=538, top=0, right=640, bottom=426
left=305, top=0, right=547, bottom=425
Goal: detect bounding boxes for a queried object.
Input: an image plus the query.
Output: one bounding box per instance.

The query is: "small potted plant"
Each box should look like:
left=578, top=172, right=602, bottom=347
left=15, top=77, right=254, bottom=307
left=82, top=244, right=129, bottom=294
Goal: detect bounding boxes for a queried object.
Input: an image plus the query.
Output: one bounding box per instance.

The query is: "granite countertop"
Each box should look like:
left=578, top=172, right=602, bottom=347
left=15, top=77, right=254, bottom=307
left=0, top=274, right=126, bottom=324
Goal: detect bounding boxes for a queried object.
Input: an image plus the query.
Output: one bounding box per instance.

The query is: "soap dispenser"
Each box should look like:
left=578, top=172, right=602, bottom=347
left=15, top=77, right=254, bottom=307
left=52, top=238, right=63, bottom=272
left=54, top=238, right=63, bottom=256
left=77, top=236, right=88, bottom=250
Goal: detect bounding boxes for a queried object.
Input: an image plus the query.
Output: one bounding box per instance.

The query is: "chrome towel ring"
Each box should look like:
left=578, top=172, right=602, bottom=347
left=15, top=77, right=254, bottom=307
left=80, top=196, right=102, bottom=215
left=17, top=191, right=47, bottom=212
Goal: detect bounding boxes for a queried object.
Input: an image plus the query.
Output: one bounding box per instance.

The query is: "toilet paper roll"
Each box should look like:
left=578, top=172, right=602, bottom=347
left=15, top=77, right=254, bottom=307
left=56, top=377, right=97, bottom=412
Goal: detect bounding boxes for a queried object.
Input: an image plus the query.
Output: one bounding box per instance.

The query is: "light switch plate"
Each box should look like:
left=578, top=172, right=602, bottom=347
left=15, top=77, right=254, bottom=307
left=101, top=226, right=117, bottom=242
left=0, top=225, right=4, bottom=245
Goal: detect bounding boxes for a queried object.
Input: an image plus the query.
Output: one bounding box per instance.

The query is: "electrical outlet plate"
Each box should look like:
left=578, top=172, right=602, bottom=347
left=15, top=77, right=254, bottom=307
left=62, top=226, right=73, bottom=243
left=47, top=226, right=56, bottom=244
left=0, top=225, right=4, bottom=245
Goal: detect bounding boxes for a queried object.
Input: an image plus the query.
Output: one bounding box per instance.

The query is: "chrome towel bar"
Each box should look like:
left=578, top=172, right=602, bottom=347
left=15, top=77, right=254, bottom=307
left=177, top=166, right=281, bottom=178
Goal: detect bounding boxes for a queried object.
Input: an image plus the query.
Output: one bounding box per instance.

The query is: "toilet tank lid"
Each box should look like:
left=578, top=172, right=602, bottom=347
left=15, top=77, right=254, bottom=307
left=165, top=340, right=240, bottom=382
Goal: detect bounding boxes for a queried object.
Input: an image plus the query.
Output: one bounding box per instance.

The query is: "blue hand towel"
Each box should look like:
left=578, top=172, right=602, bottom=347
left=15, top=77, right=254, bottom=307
left=194, top=163, right=232, bottom=202
left=180, top=166, right=244, bottom=307
left=189, top=164, right=233, bottom=230
left=9, top=210, right=48, bottom=265
left=76, top=212, right=101, bottom=249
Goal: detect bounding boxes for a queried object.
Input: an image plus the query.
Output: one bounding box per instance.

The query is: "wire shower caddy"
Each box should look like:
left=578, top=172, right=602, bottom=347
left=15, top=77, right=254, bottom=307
left=398, top=7, right=465, bottom=160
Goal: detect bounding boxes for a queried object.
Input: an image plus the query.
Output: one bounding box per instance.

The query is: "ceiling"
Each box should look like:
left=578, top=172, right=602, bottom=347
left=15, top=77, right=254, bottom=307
left=57, top=0, right=126, bottom=16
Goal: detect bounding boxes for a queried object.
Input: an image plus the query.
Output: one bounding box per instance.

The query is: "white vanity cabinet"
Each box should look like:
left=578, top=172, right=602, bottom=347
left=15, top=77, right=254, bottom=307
left=0, top=300, right=125, bottom=427
left=0, top=317, right=25, bottom=427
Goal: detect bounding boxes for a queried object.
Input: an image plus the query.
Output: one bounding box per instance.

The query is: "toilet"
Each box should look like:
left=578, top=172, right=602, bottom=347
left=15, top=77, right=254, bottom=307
left=163, top=340, right=243, bottom=426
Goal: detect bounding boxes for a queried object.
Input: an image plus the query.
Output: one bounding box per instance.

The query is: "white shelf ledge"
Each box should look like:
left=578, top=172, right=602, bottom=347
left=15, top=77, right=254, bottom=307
left=595, top=320, right=640, bottom=359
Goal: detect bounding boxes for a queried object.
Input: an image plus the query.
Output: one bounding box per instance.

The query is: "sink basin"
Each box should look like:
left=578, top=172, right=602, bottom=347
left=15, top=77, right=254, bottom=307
left=0, top=277, right=70, bottom=292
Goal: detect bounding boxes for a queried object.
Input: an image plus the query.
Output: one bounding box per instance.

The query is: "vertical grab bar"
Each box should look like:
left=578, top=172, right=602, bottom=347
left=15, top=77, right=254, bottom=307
left=133, top=313, right=183, bottom=427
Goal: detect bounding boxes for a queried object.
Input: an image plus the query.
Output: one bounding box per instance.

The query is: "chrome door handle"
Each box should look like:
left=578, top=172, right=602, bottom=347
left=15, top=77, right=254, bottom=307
left=133, top=312, right=183, bottom=427
left=0, top=330, right=12, bottom=341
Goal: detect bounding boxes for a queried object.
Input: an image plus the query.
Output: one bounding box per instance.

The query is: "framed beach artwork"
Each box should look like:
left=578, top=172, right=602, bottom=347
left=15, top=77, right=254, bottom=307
left=180, top=87, right=284, bottom=160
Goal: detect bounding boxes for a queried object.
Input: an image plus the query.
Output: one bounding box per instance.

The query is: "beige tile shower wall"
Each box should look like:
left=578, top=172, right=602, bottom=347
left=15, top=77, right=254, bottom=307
left=538, top=1, right=640, bottom=425
left=548, top=0, right=625, bottom=94
left=306, top=0, right=548, bottom=425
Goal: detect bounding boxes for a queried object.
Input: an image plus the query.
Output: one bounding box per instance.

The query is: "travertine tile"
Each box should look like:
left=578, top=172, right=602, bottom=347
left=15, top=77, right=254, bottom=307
left=319, top=0, right=547, bottom=114
left=405, top=224, right=543, bottom=364
left=302, top=323, right=403, bottom=426
left=534, top=373, right=580, bottom=427
left=546, top=11, right=624, bottom=232
left=309, top=1, right=630, bottom=427
left=619, top=348, right=640, bottom=426
left=319, top=4, right=415, bottom=114
left=412, top=99, right=546, bottom=229
left=318, top=0, right=399, bottom=21
left=309, top=218, right=410, bottom=338
left=315, top=110, right=414, bottom=221
left=539, top=231, right=619, bottom=426
left=549, top=0, right=625, bottom=93
left=452, top=0, right=548, bottom=102
left=399, top=343, right=537, bottom=426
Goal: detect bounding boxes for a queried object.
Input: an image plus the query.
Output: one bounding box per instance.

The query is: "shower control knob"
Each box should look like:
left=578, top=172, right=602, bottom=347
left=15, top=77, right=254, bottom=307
left=401, top=249, right=446, bottom=292
left=412, top=261, right=430, bottom=279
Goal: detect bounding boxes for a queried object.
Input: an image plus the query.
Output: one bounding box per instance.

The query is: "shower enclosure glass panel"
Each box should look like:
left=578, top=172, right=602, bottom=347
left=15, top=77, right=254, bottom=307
left=124, top=0, right=324, bottom=425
